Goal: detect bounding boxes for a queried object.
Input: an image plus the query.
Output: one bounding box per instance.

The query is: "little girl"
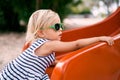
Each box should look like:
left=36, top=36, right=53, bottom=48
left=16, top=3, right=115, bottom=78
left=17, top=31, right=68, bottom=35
left=0, top=9, right=114, bottom=80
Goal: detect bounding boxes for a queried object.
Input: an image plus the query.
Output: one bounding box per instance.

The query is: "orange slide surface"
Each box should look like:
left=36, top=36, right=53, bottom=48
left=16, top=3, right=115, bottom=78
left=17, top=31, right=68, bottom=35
left=46, top=7, right=120, bottom=80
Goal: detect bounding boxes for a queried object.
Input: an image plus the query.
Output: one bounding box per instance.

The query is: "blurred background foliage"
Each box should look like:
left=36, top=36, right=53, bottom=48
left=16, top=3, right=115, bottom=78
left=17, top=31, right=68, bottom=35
left=0, top=0, right=82, bottom=32
left=0, top=0, right=119, bottom=32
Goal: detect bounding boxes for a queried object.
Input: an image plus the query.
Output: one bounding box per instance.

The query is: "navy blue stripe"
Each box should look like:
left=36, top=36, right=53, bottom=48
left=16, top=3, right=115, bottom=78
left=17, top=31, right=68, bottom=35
left=40, top=39, right=44, bottom=42
left=23, top=52, right=48, bottom=68
left=35, top=75, right=41, bottom=79
left=4, top=69, right=12, bottom=79
left=39, top=58, right=48, bottom=67
left=12, top=63, right=26, bottom=76
left=9, top=62, right=24, bottom=79
left=7, top=64, right=19, bottom=79
left=30, top=45, right=36, bottom=50
left=21, top=53, right=46, bottom=70
left=24, top=51, right=36, bottom=58
left=16, top=57, right=44, bottom=74
left=1, top=73, right=7, bottom=80
left=27, top=49, right=32, bottom=53
left=43, top=38, right=47, bottom=41
left=47, top=56, right=52, bottom=65
left=15, top=59, right=43, bottom=76
left=42, top=74, right=49, bottom=80
left=49, top=54, right=54, bottom=61
left=17, top=57, right=42, bottom=73
left=31, top=45, right=36, bottom=48
left=37, top=41, right=41, bottom=44
left=44, top=57, right=51, bottom=66
left=51, top=53, right=55, bottom=60
left=34, top=42, right=39, bottom=46
left=30, top=47, right=34, bottom=50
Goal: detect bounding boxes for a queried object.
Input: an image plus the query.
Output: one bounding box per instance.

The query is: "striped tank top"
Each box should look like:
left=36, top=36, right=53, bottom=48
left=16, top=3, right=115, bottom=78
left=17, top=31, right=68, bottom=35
left=0, top=38, right=55, bottom=80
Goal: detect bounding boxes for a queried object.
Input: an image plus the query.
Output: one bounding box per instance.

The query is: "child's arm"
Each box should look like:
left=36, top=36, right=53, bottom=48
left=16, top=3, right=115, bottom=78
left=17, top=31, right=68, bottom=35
left=46, top=36, right=114, bottom=53
left=77, top=36, right=114, bottom=47
left=35, top=36, right=114, bottom=56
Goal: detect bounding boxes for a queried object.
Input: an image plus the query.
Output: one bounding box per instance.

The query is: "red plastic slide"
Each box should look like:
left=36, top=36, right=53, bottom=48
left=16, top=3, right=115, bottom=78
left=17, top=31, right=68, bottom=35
left=46, top=7, right=120, bottom=80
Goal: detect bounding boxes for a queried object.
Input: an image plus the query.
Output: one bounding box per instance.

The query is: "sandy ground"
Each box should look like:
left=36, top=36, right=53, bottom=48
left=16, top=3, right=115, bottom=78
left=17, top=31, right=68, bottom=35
left=0, top=18, right=104, bottom=72
left=0, top=33, right=25, bottom=71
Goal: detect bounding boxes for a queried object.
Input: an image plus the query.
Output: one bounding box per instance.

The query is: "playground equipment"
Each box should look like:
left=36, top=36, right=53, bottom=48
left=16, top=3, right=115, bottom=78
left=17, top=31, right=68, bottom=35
left=46, top=7, right=120, bottom=80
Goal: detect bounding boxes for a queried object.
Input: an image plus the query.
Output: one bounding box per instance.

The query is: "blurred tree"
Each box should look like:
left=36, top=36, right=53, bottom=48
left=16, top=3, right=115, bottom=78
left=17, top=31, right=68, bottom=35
left=0, top=0, right=20, bottom=31
left=102, top=0, right=114, bottom=15
left=0, top=0, right=82, bottom=32
left=82, top=0, right=119, bottom=17
left=37, top=0, right=82, bottom=20
left=116, top=0, right=120, bottom=7
left=0, top=0, right=35, bottom=32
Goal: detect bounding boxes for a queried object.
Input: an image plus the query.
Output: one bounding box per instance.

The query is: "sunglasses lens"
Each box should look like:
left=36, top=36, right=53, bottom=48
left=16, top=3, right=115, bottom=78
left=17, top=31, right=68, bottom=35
left=55, top=24, right=61, bottom=31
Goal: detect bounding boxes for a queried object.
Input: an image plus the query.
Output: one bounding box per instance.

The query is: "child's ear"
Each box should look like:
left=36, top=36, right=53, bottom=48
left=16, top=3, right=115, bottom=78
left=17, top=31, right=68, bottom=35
left=37, top=30, right=44, bottom=37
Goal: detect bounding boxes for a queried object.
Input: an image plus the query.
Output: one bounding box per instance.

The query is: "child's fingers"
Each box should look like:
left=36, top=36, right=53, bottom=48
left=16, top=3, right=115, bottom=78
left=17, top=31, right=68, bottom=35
left=110, top=37, right=114, bottom=45
left=107, top=37, right=114, bottom=46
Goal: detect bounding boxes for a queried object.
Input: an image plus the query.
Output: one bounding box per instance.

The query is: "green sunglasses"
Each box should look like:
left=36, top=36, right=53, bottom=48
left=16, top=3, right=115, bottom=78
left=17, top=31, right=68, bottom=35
left=40, top=23, right=64, bottom=31
left=49, top=23, right=64, bottom=31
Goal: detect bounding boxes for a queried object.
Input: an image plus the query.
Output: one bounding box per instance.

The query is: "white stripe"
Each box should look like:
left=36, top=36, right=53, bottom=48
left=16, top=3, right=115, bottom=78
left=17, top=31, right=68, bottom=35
left=44, top=57, right=52, bottom=66
left=13, top=62, right=28, bottom=76
left=16, top=57, right=45, bottom=74
left=7, top=64, right=20, bottom=79
left=40, top=58, right=49, bottom=67
left=10, top=63, right=25, bottom=79
left=20, top=54, right=46, bottom=70
left=3, top=67, right=12, bottom=80
left=22, top=51, right=48, bottom=69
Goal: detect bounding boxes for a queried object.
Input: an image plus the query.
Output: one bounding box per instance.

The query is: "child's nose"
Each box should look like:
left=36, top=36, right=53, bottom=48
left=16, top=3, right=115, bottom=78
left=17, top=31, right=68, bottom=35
left=58, top=29, right=62, bottom=34
left=60, top=28, right=63, bottom=31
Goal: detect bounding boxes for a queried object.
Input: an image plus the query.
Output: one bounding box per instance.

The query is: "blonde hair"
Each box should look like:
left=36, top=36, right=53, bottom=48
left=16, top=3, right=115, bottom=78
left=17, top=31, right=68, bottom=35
left=26, top=9, right=60, bottom=42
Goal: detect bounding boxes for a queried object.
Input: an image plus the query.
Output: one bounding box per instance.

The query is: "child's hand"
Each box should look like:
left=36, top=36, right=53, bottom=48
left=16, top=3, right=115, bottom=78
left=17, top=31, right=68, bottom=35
left=99, top=36, right=114, bottom=46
